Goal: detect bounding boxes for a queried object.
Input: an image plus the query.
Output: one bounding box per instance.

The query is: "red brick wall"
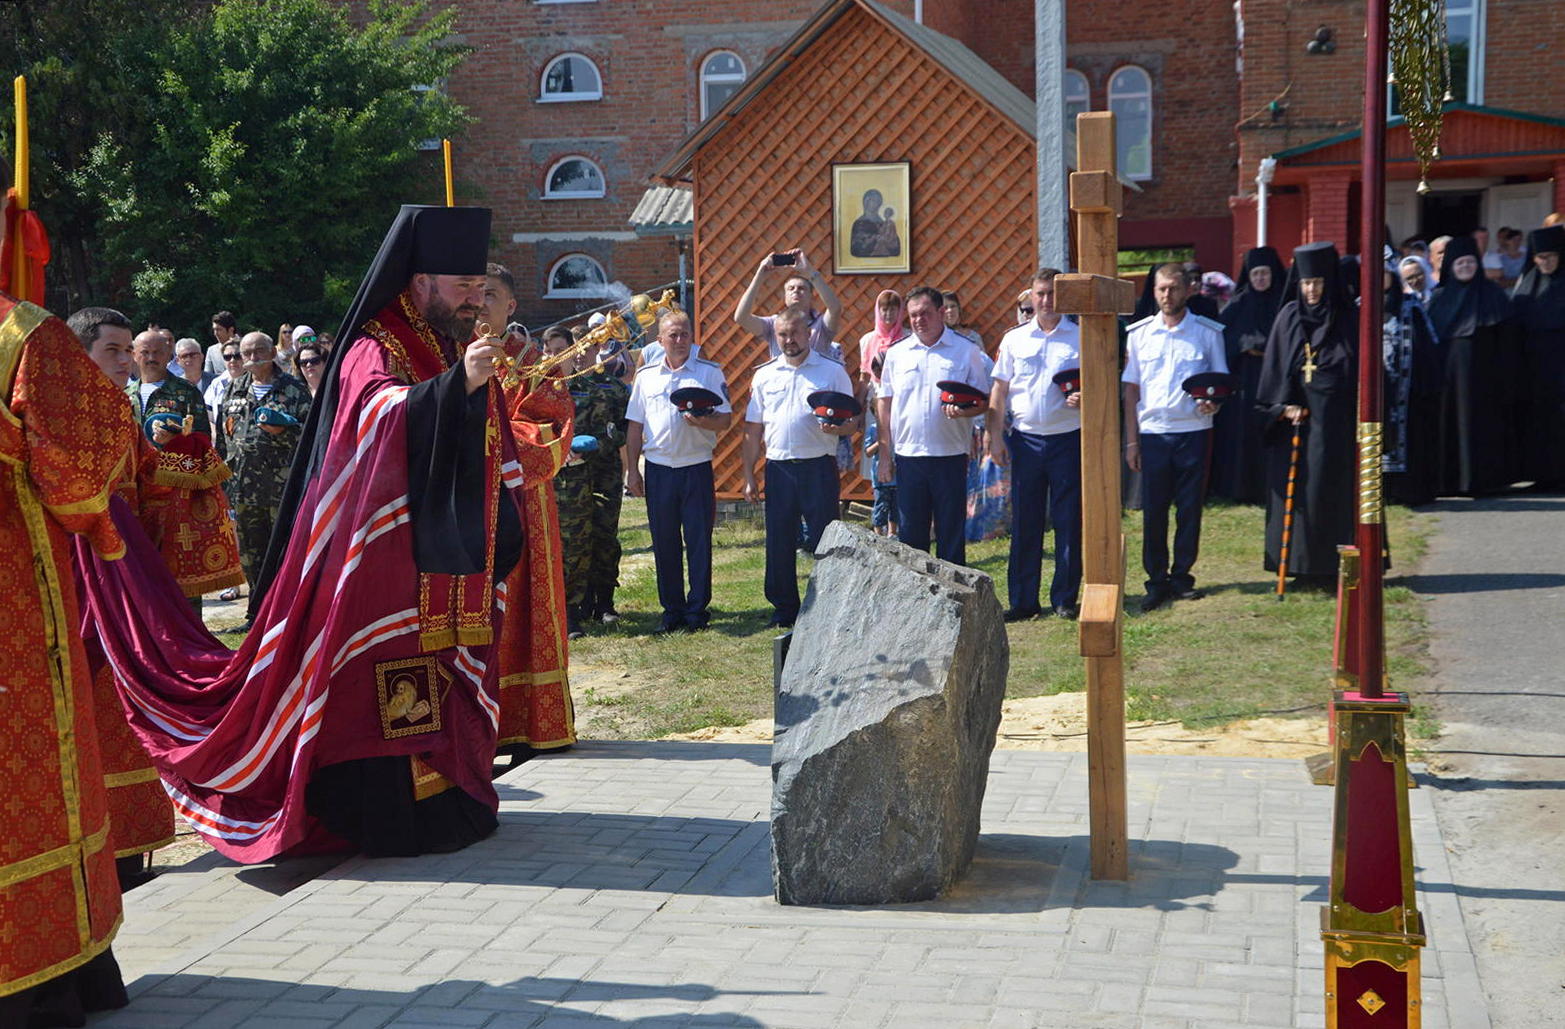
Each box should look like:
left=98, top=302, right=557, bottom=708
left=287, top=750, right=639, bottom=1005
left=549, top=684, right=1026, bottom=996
left=442, top=0, right=833, bottom=326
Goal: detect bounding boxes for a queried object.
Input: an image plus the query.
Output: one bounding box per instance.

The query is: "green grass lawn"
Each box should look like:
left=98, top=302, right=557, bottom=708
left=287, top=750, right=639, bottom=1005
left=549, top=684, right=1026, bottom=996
left=571, top=498, right=1436, bottom=739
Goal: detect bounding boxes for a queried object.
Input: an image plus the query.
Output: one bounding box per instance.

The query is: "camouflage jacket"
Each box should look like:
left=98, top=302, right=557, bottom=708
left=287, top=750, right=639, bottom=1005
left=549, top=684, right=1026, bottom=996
left=214, top=371, right=312, bottom=507
left=127, top=374, right=212, bottom=437
left=569, top=369, right=631, bottom=461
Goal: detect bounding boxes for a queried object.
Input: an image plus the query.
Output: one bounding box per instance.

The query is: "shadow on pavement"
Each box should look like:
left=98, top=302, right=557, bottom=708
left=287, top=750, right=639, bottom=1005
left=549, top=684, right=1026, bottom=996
left=1398, top=571, right=1565, bottom=594
left=113, top=974, right=776, bottom=1026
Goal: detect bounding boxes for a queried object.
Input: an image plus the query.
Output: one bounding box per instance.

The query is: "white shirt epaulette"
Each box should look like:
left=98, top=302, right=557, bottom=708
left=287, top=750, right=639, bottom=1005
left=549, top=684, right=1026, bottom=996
left=752, top=356, right=781, bottom=373
left=1126, top=314, right=1157, bottom=332
left=633, top=361, right=659, bottom=376
left=1191, top=314, right=1225, bottom=334
left=690, top=356, right=722, bottom=370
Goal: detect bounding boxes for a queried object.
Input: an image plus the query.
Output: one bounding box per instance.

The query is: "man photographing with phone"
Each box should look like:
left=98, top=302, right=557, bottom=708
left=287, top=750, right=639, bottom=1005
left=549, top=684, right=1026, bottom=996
left=733, top=248, right=843, bottom=357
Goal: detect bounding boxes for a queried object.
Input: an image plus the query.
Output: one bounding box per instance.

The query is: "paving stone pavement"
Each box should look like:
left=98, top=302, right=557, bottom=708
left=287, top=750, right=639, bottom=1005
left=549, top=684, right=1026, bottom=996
left=95, top=741, right=1484, bottom=1029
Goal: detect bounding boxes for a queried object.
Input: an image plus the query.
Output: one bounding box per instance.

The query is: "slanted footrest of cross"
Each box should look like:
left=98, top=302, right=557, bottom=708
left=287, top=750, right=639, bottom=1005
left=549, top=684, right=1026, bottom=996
left=1069, top=171, right=1124, bottom=215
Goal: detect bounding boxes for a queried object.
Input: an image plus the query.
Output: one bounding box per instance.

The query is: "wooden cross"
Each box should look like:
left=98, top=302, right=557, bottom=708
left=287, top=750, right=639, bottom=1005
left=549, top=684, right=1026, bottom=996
left=1052, top=112, right=1135, bottom=881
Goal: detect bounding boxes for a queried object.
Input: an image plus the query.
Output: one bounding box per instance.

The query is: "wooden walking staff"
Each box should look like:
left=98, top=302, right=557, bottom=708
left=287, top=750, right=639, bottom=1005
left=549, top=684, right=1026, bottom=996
left=1053, top=112, right=1136, bottom=881
left=1320, top=0, right=1446, bottom=1017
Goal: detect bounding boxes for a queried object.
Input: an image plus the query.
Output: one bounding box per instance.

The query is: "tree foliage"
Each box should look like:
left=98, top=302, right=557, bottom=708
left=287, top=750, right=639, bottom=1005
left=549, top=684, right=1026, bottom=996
left=4, top=0, right=468, bottom=334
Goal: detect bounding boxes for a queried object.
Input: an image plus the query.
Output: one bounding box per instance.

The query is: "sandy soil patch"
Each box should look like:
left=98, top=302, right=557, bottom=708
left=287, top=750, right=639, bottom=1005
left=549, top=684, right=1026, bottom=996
left=663, top=690, right=1328, bottom=759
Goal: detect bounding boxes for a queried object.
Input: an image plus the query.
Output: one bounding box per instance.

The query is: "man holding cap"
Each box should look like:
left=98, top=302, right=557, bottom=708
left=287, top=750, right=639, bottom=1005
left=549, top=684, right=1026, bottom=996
left=876, top=285, right=991, bottom=566
left=625, top=310, right=732, bottom=633
left=740, top=306, right=856, bottom=627
left=988, top=267, right=1083, bottom=620
left=1122, top=263, right=1228, bottom=612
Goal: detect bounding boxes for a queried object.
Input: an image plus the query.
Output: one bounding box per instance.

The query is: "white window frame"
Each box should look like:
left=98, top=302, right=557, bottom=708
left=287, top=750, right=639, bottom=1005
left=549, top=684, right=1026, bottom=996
left=699, top=50, right=747, bottom=121
left=543, top=156, right=606, bottom=200
left=1107, top=65, right=1154, bottom=182
left=539, top=53, right=603, bottom=103
left=411, top=83, right=441, bottom=150
left=1391, top=0, right=1484, bottom=111
left=1064, top=69, right=1091, bottom=127
left=545, top=254, right=611, bottom=299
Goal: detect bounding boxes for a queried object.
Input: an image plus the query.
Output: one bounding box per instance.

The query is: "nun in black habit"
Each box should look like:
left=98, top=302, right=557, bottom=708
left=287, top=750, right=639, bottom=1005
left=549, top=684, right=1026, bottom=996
left=1214, top=246, right=1288, bottom=502
left=1256, top=242, right=1358, bottom=582
left=1426, top=234, right=1517, bottom=495
left=1510, top=225, right=1565, bottom=486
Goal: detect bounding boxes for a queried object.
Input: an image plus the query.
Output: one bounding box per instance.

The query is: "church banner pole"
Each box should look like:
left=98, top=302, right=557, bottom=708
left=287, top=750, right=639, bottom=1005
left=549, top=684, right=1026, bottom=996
left=1319, top=0, right=1437, bottom=1017
left=442, top=139, right=455, bottom=207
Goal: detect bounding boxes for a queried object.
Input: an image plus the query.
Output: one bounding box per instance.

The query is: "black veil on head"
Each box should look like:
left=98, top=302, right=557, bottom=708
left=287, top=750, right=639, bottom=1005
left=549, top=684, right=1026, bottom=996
left=1428, top=233, right=1510, bottom=342
left=1235, top=246, right=1287, bottom=298
left=249, top=204, right=493, bottom=615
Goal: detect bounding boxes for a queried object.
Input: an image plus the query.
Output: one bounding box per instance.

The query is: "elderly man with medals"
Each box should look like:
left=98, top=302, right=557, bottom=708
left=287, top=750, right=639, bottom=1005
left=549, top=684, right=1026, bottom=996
left=74, top=205, right=525, bottom=861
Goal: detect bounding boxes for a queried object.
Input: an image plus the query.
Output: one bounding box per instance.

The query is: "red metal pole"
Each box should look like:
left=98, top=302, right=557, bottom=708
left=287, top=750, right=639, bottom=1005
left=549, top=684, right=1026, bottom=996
left=1356, top=0, right=1390, bottom=700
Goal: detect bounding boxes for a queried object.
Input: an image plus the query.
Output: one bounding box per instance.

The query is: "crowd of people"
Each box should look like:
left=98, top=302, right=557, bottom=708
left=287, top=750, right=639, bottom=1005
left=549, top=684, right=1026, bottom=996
left=624, top=222, right=1564, bottom=630
left=6, top=197, right=1562, bottom=1023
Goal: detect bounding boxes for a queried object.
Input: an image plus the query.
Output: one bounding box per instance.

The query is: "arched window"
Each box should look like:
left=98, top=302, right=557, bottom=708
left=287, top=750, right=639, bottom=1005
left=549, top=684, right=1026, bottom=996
left=543, top=157, right=606, bottom=199
left=1108, top=65, right=1153, bottom=181
left=546, top=254, right=610, bottom=299
left=1064, top=69, right=1090, bottom=129
left=700, top=51, right=746, bottom=120
left=540, top=53, right=603, bottom=102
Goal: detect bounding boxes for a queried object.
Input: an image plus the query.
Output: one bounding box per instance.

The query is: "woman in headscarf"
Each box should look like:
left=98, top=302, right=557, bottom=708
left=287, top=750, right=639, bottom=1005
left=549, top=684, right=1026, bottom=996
left=1214, top=246, right=1288, bottom=503
left=1255, top=242, right=1358, bottom=584
left=859, top=289, right=904, bottom=535
left=1510, top=225, right=1565, bottom=487
left=1427, top=234, right=1517, bottom=495
left=1383, top=254, right=1444, bottom=505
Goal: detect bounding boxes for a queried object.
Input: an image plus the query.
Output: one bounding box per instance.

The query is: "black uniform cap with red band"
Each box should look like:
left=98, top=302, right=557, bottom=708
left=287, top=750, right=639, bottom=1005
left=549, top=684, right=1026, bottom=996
left=1052, top=367, right=1081, bottom=395
left=806, top=390, right=861, bottom=426
left=936, top=380, right=986, bottom=409
left=669, top=386, right=723, bottom=415
left=1181, top=371, right=1236, bottom=403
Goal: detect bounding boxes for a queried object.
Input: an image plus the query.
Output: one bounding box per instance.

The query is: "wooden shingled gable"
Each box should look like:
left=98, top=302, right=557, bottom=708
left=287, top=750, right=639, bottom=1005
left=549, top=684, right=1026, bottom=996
left=659, top=0, right=1040, bottom=499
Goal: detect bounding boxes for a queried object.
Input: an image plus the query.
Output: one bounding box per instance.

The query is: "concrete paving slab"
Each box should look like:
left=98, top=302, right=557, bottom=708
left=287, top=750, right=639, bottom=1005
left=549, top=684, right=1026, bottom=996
left=95, top=742, right=1479, bottom=1028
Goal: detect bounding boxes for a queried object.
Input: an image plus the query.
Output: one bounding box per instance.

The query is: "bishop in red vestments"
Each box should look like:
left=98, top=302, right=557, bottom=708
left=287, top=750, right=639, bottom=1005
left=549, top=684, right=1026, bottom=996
left=75, top=206, right=524, bottom=860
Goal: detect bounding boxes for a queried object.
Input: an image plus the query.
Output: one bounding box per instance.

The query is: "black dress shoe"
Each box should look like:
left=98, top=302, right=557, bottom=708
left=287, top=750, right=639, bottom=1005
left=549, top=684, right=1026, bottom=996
left=765, top=614, right=796, bottom=629
left=1174, top=587, right=1205, bottom=601
left=1003, top=608, right=1040, bottom=623
left=1053, top=604, right=1080, bottom=621
left=651, top=623, right=682, bottom=636
left=1139, top=590, right=1170, bottom=613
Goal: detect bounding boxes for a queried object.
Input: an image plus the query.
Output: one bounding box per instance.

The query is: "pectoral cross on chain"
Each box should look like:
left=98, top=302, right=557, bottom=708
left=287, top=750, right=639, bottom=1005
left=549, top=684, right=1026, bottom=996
left=1302, top=344, right=1317, bottom=385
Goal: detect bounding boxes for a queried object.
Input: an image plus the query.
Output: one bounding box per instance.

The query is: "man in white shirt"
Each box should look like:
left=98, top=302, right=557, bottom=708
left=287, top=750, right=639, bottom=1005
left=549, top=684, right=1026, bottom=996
left=988, top=268, right=1082, bottom=620
left=733, top=248, right=842, bottom=358
left=876, top=286, right=992, bottom=566
left=1122, top=264, right=1228, bottom=612
left=625, top=311, right=733, bottom=633
left=740, top=307, right=856, bottom=627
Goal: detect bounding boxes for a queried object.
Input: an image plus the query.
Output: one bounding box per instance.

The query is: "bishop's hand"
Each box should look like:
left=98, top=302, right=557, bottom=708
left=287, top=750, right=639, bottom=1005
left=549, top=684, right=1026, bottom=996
left=463, top=337, right=508, bottom=394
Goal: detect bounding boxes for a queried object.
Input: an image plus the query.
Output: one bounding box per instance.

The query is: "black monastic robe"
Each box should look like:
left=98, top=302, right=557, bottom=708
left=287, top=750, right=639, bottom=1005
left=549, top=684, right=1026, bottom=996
left=1256, top=298, right=1358, bottom=578
left=1511, top=265, right=1565, bottom=484
left=1427, top=273, right=1516, bottom=495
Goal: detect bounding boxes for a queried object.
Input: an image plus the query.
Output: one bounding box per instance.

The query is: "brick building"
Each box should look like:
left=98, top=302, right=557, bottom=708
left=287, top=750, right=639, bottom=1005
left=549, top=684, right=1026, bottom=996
left=441, top=0, right=1565, bottom=324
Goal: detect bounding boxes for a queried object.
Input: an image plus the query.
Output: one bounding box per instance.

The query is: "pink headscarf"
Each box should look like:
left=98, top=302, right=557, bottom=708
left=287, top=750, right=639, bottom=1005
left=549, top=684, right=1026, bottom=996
left=859, top=289, right=904, bottom=380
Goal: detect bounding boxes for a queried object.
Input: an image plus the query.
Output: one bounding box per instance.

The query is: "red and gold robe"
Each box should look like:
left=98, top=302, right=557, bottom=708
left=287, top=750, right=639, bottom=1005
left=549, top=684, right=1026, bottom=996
left=496, top=369, right=576, bottom=748
left=122, top=431, right=245, bottom=598
left=0, top=297, right=130, bottom=999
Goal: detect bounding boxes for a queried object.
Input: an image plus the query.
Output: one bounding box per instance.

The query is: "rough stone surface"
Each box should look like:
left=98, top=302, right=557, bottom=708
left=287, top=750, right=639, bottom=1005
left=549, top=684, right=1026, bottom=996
left=770, top=521, right=1009, bottom=905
